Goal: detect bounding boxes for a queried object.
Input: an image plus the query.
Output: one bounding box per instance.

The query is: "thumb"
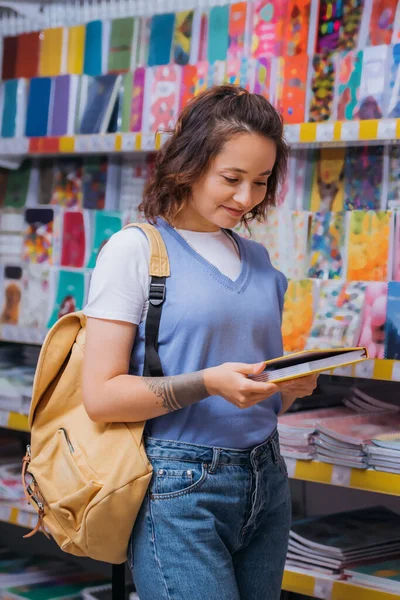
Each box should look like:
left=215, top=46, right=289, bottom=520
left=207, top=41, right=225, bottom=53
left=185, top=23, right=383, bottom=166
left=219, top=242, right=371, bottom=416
left=235, top=361, right=266, bottom=376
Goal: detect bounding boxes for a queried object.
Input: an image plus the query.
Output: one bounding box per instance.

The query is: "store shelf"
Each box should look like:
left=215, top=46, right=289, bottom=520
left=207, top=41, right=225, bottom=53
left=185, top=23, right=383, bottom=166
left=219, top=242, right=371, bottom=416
left=0, top=501, right=36, bottom=529
left=286, top=458, right=400, bottom=496
left=0, top=119, right=399, bottom=157
left=282, top=567, right=399, bottom=600
left=0, top=410, right=29, bottom=432
left=329, top=358, right=400, bottom=382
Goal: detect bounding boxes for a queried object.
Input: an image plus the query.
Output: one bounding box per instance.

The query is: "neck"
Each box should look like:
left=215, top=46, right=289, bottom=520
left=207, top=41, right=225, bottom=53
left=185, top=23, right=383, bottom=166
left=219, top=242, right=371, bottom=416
left=171, top=207, right=220, bottom=233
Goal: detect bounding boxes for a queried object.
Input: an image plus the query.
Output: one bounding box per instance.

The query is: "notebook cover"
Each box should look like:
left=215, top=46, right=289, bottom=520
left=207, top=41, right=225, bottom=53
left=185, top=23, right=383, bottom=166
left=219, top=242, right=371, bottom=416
left=344, top=146, right=384, bottom=210
left=173, top=11, right=194, bottom=66
left=25, top=77, right=52, bottom=137
left=316, top=0, right=343, bottom=53
left=148, top=13, right=175, bottom=67
left=282, top=0, right=311, bottom=56
left=338, top=0, right=364, bottom=52
left=84, top=20, right=103, bottom=76
left=129, top=67, right=146, bottom=132
left=67, top=25, right=85, bottom=75
left=227, top=2, right=248, bottom=60
left=282, top=280, right=314, bottom=353
left=38, top=27, right=65, bottom=77
left=179, top=65, right=197, bottom=110
left=358, top=282, right=388, bottom=359
left=195, top=61, right=209, bottom=96
left=82, top=157, right=107, bottom=210
left=22, top=208, right=54, bottom=265
left=48, top=75, right=71, bottom=137
left=4, top=162, right=31, bottom=209
left=61, top=211, right=86, bottom=268
left=108, top=17, right=135, bottom=73
left=279, top=54, right=308, bottom=124
left=252, top=0, right=284, bottom=59
left=309, top=148, right=345, bottom=212
left=79, top=75, right=119, bottom=134
left=307, top=212, right=345, bottom=280
left=147, top=66, right=181, bottom=133
left=198, top=10, right=209, bottom=62
left=86, top=211, right=122, bottom=269
left=207, top=5, right=230, bottom=63
left=355, top=45, right=389, bottom=120
left=308, top=52, right=338, bottom=122
left=369, top=0, right=398, bottom=46
left=2, top=36, right=18, bottom=80
left=337, top=49, right=363, bottom=120
left=384, top=282, right=400, bottom=360
left=15, top=32, right=40, bottom=78
left=1, top=80, right=18, bottom=138
left=346, top=211, right=391, bottom=282
left=39, top=160, right=55, bottom=205
left=47, top=270, right=86, bottom=329
left=50, top=159, right=83, bottom=209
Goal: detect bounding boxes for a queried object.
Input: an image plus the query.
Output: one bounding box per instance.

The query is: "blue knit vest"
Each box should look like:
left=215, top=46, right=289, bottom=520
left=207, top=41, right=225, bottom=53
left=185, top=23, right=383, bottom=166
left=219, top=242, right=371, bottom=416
left=129, top=218, right=287, bottom=449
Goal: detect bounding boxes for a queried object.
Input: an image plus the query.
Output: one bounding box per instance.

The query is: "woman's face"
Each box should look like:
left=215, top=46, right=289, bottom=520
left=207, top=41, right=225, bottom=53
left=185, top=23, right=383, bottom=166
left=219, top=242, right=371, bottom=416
left=175, top=133, right=277, bottom=231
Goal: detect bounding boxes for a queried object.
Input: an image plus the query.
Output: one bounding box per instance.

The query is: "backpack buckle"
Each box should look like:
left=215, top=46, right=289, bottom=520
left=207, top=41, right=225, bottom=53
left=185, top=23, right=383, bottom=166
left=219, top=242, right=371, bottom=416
left=149, top=281, right=166, bottom=306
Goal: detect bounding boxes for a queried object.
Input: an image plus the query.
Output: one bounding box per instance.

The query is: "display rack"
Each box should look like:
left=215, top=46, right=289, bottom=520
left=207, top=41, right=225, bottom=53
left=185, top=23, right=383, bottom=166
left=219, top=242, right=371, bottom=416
left=0, top=119, right=399, bottom=157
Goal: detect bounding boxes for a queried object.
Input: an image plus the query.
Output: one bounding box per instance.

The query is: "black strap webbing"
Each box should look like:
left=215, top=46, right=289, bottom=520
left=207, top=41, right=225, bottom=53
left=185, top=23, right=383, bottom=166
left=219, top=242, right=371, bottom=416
left=143, top=276, right=166, bottom=378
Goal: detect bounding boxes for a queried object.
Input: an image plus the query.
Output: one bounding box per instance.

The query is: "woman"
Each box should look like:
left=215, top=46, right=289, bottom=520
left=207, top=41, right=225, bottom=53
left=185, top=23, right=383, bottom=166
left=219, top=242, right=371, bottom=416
left=82, top=85, right=317, bottom=600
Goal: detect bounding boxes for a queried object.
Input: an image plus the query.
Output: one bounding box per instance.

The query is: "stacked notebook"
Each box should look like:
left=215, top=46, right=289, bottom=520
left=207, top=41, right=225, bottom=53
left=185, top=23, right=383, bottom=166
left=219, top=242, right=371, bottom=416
left=287, top=507, right=400, bottom=577
left=344, top=559, right=400, bottom=594
left=343, top=382, right=400, bottom=413
left=367, top=433, right=400, bottom=474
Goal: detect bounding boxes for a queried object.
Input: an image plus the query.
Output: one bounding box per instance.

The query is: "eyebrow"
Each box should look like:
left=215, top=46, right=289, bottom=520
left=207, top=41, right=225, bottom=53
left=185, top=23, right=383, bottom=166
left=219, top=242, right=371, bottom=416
left=224, top=167, right=272, bottom=176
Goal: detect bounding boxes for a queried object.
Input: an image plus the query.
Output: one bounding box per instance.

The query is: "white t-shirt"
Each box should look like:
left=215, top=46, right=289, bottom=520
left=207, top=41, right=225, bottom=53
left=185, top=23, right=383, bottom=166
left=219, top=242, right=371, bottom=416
left=84, top=227, right=242, bottom=325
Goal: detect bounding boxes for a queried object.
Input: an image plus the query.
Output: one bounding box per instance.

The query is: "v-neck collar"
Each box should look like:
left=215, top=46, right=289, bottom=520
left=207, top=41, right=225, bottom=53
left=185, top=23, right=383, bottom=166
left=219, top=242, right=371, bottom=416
left=157, top=218, right=251, bottom=293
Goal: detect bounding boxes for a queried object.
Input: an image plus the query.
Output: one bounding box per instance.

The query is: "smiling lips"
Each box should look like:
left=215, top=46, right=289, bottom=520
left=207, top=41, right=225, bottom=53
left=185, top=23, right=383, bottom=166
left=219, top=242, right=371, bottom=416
left=222, top=206, right=244, bottom=218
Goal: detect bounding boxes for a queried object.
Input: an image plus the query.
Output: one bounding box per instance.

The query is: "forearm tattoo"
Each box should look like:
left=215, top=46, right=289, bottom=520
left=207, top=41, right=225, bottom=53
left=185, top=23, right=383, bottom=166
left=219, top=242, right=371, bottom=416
left=143, top=371, right=210, bottom=413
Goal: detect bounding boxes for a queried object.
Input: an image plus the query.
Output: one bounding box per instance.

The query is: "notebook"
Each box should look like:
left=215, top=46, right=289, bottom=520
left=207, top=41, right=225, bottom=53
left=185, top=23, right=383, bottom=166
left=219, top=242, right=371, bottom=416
left=15, top=32, right=40, bottom=79
left=108, top=17, right=135, bottom=73
left=148, top=13, right=175, bottom=66
left=173, top=10, right=195, bottom=66
left=67, top=24, right=85, bottom=75
left=48, top=75, right=79, bottom=137
left=78, top=75, right=122, bottom=134
left=2, top=36, right=18, bottom=80
left=1, top=79, right=28, bottom=138
left=251, top=347, right=368, bottom=383
left=25, top=77, right=52, bottom=138
left=38, top=27, right=67, bottom=77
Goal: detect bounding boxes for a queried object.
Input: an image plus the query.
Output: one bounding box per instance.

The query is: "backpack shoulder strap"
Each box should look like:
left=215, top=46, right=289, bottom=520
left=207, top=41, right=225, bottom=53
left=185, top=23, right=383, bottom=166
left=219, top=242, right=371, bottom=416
left=123, top=222, right=170, bottom=378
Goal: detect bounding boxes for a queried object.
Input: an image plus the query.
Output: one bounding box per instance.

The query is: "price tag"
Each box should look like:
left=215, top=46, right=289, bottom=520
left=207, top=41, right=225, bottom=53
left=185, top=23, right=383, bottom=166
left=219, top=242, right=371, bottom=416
left=316, top=123, right=334, bottom=142
left=0, top=410, right=9, bottom=427
left=141, top=134, right=155, bottom=151
left=354, top=359, right=374, bottom=379
left=285, top=457, right=297, bottom=478
left=331, top=464, right=351, bottom=487
left=74, top=136, right=89, bottom=153
left=284, top=124, right=300, bottom=144
left=341, top=121, right=360, bottom=141
left=103, top=134, right=116, bottom=152
left=377, top=119, right=397, bottom=140
left=121, top=133, right=136, bottom=152
left=391, top=361, right=400, bottom=381
left=314, top=578, right=333, bottom=600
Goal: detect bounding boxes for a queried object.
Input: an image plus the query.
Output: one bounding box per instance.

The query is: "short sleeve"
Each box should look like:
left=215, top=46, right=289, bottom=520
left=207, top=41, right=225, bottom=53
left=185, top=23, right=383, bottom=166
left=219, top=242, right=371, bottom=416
left=83, top=228, right=150, bottom=324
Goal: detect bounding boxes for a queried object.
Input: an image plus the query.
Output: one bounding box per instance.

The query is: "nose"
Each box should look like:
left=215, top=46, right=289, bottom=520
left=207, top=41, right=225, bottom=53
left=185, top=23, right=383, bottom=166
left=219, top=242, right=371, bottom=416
left=233, top=183, right=254, bottom=211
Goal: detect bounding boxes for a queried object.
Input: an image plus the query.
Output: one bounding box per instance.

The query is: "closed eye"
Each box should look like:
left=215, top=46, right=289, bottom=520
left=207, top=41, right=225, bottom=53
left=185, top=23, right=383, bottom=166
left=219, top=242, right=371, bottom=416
left=255, top=181, right=267, bottom=187
left=223, top=176, right=239, bottom=184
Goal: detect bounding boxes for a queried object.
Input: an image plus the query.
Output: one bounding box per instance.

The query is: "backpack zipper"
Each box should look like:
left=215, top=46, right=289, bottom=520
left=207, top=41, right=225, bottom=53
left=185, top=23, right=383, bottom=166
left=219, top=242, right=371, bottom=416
left=59, top=428, right=74, bottom=453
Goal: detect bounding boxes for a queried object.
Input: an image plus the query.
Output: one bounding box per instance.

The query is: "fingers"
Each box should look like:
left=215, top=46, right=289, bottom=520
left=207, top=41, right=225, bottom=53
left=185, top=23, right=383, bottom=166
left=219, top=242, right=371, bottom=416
left=233, top=361, right=266, bottom=376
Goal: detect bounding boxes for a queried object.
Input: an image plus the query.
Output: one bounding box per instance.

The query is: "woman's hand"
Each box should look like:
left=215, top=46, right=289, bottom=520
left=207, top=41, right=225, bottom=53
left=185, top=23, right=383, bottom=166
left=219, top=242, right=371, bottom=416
left=204, top=361, right=281, bottom=409
left=276, top=374, right=319, bottom=415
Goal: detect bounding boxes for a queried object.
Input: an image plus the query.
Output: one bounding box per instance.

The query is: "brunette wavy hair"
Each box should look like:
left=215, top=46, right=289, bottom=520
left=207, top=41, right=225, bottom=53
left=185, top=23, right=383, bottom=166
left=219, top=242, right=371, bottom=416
left=141, top=85, right=289, bottom=225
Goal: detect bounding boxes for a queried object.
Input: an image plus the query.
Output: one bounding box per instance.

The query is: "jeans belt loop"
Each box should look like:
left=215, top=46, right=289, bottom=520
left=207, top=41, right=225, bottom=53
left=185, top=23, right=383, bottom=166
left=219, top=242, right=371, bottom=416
left=209, top=448, right=221, bottom=474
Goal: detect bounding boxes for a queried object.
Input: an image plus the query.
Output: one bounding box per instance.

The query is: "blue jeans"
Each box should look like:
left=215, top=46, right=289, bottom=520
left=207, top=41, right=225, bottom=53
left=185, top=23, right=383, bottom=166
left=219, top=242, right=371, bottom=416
left=129, top=429, right=291, bottom=600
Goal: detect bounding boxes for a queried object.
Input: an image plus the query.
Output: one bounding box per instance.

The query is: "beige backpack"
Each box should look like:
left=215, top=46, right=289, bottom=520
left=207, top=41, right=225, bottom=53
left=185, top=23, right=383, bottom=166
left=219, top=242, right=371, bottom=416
left=21, top=223, right=170, bottom=564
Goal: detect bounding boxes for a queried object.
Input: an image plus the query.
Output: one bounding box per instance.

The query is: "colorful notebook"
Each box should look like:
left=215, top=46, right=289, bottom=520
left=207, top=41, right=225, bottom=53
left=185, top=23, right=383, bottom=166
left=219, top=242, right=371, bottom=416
left=50, top=159, right=83, bottom=209
left=308, top=52, right=338, bottom=122
left=282, top=280, right=314, bottom=353
left=48, top=75, right=79, bottom=137
left=22, top=208, right=55, bottom=265
left=1, top=79, right=28, bottom=138
left=180, top=65, right=197, bottom=110
left=309, top=148, right=345, bottom=212
left=1, top=36, right=18, bottom=80
left=227, top=2, right=248, bottom=60
left=120, top=68, right=146, bottom=133
left=338, top=0, right=364, bottom=51
left=86, top=211, right=122, bottom=269
left=281, top=0, right=311, bottom=56
left=355, top=45, right=390, bottom=119
left=316, top=0, right=343, bottom=53
left=47, top=269, right=86, bottom=328
left=61, top=211, right=87, bottom=268
left=358, top=282, right=388, bottom=360
left=144, top=66, right=181, bottom=133
left=278, top=54, right=309, bottom=124
left=38, top=27, right=67, bottom=77
left=67, top=24, right=85, bottom=75
left=346, top=211, right=392, bottom=282
left=4, top=162, right=31, bottom=209
left=387, top=43, right=400, bottom=118
left=207, top=5, right=230, bottom=63
left=148, top=13, right=175, bottom=66
left=306, top=281, right=367, bottom=349
left=83, top=20, right=103, bottom=76
left=82, top=157, right=107, bottom=210
left=25, top=77, right=52, bottom=137
left=0, top=265, right=22, bottom=325
left=108, top=17, right=135, bottom=73
left=19, top=265, right=51, bottom=331
left=308, top=212, right=346, bottom=280
left=336, top=49, right=363, bottom=120
left=252, top=0, right=284, bottom=58
left=344, top=146, right=384, bottom=211
left=385, top=282, right=400, bottom=360
left=79, top=75, right=121, bottom=134
left=173, top=10, right=194, bottom=65
left=368, top=0, right=398, bottom=46
left=15, top=32, right=40, bottom=78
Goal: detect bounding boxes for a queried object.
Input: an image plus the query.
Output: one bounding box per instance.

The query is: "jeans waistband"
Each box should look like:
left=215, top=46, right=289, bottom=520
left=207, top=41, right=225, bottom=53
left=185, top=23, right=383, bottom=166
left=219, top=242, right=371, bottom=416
left=144, top=429, right=281, bottom=470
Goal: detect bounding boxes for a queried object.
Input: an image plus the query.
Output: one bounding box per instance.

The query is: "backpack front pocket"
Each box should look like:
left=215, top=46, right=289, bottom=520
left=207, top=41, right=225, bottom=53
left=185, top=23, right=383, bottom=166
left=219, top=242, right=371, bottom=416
left=29, top=428, right=103, bottom=530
